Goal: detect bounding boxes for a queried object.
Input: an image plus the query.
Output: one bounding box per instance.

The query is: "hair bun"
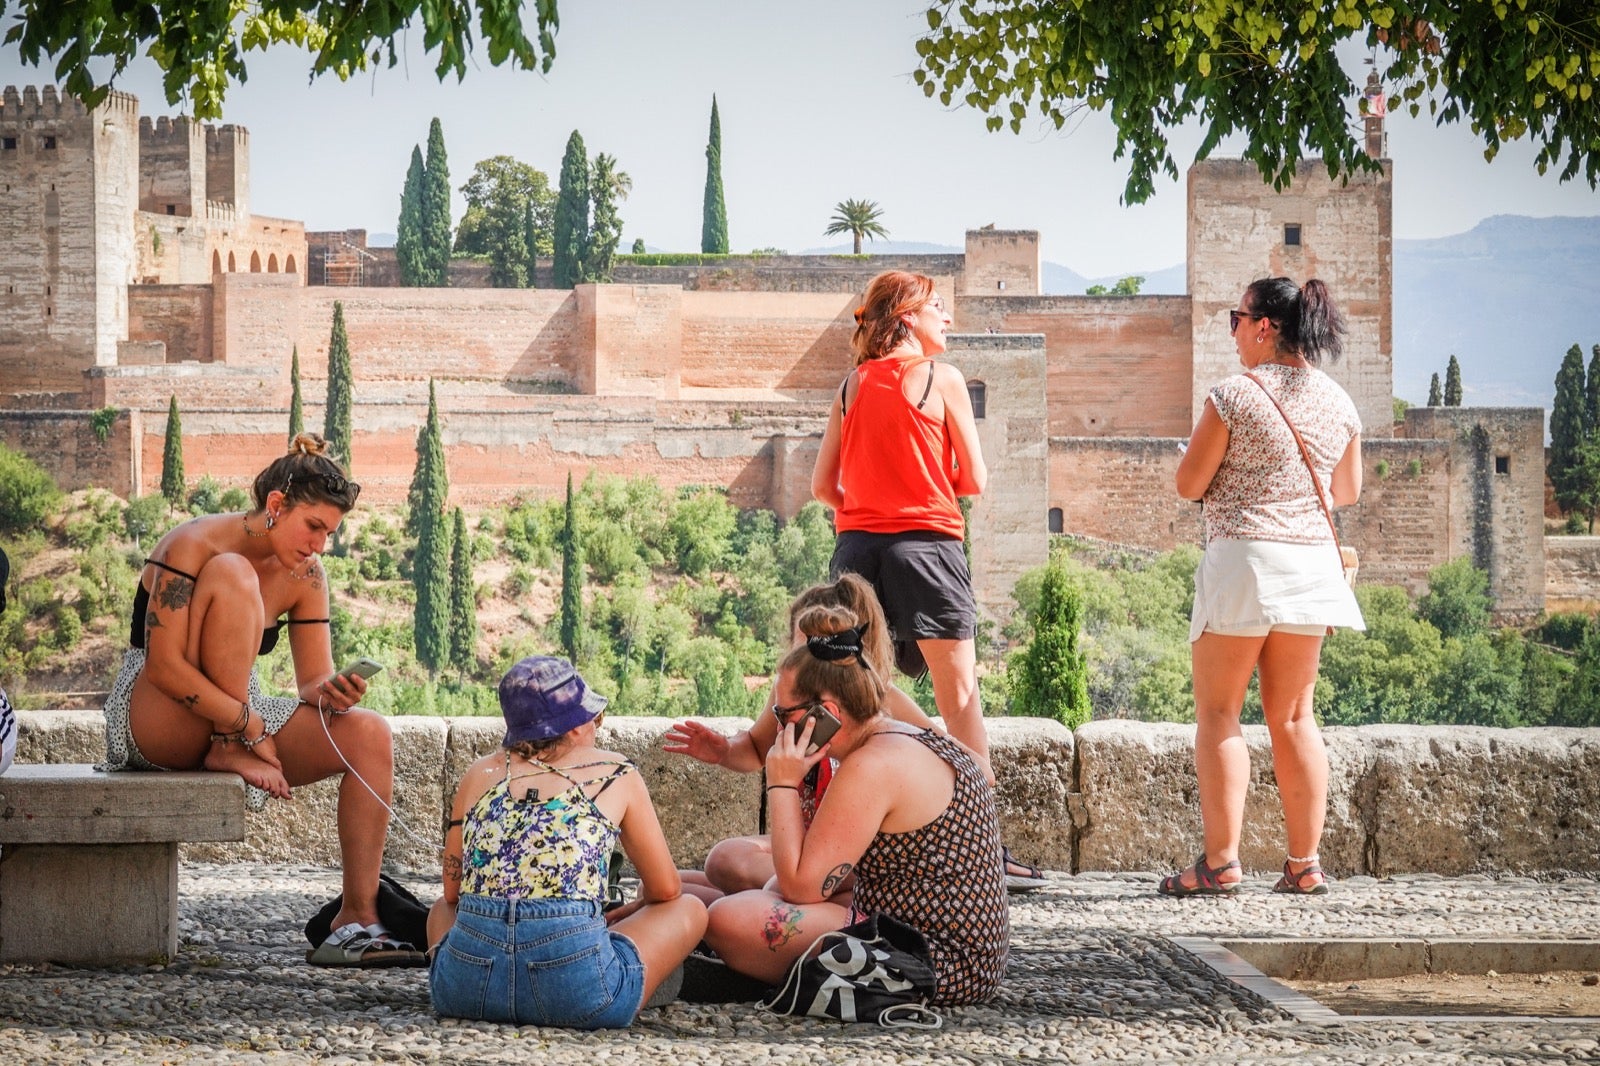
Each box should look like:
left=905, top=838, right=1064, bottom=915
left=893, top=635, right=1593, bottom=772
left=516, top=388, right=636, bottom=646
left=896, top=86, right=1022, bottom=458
left=289, top=432, right=329, bottom=457
left=807, top=626, right=865, bottom=662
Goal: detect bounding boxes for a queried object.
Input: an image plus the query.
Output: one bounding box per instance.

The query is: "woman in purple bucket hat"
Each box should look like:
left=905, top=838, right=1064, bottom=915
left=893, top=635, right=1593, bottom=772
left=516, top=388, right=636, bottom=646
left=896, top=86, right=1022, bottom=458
left=427, top=656, right=706, bottom=1027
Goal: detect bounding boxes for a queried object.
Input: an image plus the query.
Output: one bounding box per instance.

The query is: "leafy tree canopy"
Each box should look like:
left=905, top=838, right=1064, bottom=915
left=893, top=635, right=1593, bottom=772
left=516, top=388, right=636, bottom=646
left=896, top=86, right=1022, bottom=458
left=5, top=0, right=561, bottom=120
left=914, top=1, right=1600, bottom=204
left=454, top=156, right=555, bottom=259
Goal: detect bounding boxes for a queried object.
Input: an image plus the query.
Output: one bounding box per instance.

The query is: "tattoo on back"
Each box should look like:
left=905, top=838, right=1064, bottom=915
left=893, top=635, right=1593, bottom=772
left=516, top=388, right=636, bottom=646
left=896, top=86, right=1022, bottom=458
left=157, top=575, right=195, bottom=611
left=821, top=862, right=854, bottom=898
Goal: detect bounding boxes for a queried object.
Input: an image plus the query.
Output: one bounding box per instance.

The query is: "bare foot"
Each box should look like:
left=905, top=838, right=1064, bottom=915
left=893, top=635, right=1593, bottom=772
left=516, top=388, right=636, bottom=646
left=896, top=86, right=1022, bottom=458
left=205, top=741, right=291, bottom=799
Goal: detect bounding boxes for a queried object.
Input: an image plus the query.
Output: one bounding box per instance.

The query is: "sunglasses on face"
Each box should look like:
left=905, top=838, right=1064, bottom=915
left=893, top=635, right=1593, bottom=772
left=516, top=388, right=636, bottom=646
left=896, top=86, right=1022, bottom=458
left=769, top=698, right=821, bottom=725
left=1229, top=309, right=1265, bottom=332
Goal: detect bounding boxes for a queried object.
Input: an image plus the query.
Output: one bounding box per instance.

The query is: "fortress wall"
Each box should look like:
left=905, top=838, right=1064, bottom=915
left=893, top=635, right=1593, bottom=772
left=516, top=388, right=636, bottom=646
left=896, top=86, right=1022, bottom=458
left=136, top=115, right=203, bottom=217
left=588, top=285, right=681, bottom=398
left=0, top=408, right=139, bottom=496
left=679, top=291, right=856, bottom=392
left=962, top=295, right=1194, bottom=438
left=90, top=364, right=279, bottom=412
left=963, top=229, right=1040, bottom=296
left=1049, top=438, right=1204, bottom=550
left=127, top=285, right=212, bottom=363
left=610, top=255, right=964, bottom=295
left=1188, top=159, right=1393, bottom=437
left=1546, top=536, right=1600, bottom=612
left=1343, top=439, right=1455, bottom=592
left=135, top=212, right=215, bottom=284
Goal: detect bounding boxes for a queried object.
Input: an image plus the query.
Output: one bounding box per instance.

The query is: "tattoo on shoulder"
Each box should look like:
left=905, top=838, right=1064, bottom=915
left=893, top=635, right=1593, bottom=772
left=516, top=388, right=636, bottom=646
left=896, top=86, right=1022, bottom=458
left=761, top=903, right=804, bottom=952
left=821, top=863, right=854, bottom=898
left=156, top=575, right=194, bottom=611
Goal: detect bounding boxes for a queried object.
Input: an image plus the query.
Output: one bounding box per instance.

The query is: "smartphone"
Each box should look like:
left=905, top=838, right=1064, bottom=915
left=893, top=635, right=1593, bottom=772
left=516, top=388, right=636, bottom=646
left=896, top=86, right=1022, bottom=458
left=338, top=657, right=385, bottom=682
left=791, top=703, right=842, bottom=754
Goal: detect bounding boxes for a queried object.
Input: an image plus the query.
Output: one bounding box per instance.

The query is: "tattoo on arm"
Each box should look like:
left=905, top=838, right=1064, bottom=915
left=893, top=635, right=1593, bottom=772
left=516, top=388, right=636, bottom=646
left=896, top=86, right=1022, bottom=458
left=442, top=853, right=462, bottom=884
left=761, top=903, right=804, bottom=952
left=820, top=863, right=854, bottom=898
left=180, top=694, right=200, bottom=711
left=156, top=574, right=195, bottom=611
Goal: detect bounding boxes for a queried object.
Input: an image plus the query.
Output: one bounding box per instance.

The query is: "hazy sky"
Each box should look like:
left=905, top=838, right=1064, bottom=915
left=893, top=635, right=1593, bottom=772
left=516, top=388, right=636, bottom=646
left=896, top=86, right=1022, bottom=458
left=3, top=2, right=1597, bottom=278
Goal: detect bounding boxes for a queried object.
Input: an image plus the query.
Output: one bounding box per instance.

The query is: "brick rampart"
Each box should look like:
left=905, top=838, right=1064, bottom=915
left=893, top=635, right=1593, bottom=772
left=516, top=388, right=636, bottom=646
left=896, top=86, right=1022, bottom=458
left=680, top=291, right=856, bottom=394
left=1546, top=536, right=1600, bottom=612
left=127, top=285, right=213, bottom=363
left=0, top=408, right=140, bottom=495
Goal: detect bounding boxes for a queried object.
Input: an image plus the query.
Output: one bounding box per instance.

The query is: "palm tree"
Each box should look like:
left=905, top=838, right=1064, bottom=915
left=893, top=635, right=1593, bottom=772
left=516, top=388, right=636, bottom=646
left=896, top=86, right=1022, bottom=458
left=591, top=153, right=632, bottom=201
left=825, top=199, right=888, bottom=254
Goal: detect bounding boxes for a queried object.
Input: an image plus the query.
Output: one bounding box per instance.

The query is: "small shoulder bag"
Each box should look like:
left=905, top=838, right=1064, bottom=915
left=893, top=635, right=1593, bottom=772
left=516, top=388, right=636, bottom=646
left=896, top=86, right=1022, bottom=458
left=1243, top=373, right=1358, bottom=587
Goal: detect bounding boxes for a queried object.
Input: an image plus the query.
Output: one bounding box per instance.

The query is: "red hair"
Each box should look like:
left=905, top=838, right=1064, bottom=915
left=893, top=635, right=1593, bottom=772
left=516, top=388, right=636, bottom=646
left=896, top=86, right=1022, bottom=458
left=851, top=270, right=935, bottom=365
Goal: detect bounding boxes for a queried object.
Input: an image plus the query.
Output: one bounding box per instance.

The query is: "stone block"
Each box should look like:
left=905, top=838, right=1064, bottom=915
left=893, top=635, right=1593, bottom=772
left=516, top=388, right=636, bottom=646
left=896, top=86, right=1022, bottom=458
left=15, top=709, right=105, bottom=764
left=1335, top=725, right=1600, bottom=876
left=985, top=717, right=1074, bottom=871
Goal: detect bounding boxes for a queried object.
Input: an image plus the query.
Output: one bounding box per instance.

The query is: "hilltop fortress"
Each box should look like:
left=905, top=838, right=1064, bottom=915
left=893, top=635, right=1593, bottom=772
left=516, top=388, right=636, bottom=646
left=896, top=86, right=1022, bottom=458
left=0, top=87, right=1553, bottom=621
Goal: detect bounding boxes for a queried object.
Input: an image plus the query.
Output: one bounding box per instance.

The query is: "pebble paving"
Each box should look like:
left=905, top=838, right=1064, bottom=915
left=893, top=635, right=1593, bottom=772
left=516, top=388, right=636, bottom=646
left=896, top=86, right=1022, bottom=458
left=1, top=864, right=1597, bottom=1064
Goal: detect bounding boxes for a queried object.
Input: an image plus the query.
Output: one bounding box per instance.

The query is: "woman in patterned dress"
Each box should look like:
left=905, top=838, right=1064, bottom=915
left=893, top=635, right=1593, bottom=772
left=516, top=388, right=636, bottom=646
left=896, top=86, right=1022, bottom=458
left=702, top=605, right=1009, bottom=1005
left=427, top=656, right=706, bottom=1028
left=1162, top=277, right=1365, bottom=898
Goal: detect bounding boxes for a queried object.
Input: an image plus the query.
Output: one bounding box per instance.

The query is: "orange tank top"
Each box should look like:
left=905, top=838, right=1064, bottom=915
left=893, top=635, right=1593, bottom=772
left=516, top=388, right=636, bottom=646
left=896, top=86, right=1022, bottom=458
left=834, top=355, right=965, bottom=539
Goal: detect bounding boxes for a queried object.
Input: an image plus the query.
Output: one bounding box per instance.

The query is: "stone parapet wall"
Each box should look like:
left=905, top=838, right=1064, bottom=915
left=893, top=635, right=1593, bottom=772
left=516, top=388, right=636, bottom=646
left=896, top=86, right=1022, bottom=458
left=0, top=408, right=140, bottom=496
left=14, top=712, right=1597, bottom=877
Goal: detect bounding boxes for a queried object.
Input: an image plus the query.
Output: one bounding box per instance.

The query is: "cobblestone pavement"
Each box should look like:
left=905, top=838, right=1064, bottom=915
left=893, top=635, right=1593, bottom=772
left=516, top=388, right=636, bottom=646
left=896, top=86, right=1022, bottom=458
left=1, top=865, right=1597, bottom=1064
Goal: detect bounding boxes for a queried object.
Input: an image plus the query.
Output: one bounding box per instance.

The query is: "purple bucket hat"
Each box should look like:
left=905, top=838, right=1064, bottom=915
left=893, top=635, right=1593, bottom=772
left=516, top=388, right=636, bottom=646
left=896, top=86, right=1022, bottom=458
left=498, top=656, right=607, bottom=745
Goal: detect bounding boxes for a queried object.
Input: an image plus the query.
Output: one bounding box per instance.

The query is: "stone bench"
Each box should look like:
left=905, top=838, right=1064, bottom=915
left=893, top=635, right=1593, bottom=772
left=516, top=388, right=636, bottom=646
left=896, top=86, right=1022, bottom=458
left=0, top=764, right=246, bottom=965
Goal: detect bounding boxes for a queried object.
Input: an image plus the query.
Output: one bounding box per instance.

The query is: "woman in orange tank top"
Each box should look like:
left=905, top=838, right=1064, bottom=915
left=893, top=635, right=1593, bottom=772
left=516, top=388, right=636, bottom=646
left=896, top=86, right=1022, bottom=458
left=811, top=270, right=1044, bottom=891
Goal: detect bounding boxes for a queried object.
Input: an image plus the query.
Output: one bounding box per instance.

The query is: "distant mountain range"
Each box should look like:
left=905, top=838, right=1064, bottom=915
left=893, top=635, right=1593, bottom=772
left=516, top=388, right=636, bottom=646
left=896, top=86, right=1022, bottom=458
left=813, top=217, right=1600, bottom=414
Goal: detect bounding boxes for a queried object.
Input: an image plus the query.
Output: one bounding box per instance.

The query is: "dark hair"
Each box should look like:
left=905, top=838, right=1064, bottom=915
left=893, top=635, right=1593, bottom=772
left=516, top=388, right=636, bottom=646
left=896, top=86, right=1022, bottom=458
left=851, top=270, right=936, bottom=364
left=1243, top=277, right=1346, bottom=367
left=778, top=604, right=888, bottom=724
left=787, top=573, right=893, bottom=677
left=250, top=433, right=360, bottom=513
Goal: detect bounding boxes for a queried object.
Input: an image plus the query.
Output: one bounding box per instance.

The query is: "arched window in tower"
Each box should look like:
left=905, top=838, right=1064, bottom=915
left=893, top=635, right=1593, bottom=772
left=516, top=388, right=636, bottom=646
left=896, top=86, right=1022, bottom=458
left=249, top=251, right=262, bottom=273
left=227, top=251, right=236, bottom=272
left=267, top=254, right=279, bottom=273
left=967, top=380, right=987, bottom=420
left=211, top=250, right=222, bottom=276
left=1047, top=508, right=1064, bottom=534
left=286, top=254, right=297, bottom=276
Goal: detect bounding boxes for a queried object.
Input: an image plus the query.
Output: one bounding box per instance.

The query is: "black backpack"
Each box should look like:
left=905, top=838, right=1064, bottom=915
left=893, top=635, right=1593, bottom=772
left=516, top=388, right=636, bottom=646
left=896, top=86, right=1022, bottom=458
left=760, top=914, right=942, bottom=1029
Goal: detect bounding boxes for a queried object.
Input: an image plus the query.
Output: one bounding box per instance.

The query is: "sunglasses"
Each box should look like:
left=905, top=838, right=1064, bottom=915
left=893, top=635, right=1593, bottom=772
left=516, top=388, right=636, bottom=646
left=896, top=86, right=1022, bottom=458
left=1229, top=309, right=1266, bottom=332
left=285, top=469, right=362, bottom=504
left=769, top=698, right=821, bottom=725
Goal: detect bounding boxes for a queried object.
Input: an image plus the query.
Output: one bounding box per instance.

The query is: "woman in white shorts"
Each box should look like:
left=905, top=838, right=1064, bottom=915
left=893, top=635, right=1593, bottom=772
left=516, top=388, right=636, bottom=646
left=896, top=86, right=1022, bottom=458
left=1162, top=276, right=1364, bottom=898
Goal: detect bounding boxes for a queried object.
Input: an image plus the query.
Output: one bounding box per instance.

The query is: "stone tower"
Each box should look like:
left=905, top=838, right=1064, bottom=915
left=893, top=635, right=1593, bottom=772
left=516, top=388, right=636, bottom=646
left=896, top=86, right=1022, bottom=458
left=0, top=85, right=140, bottom=401
left=1185, top=156, right=1394, bottom=437
left=204, top=123, right=249, bottom=222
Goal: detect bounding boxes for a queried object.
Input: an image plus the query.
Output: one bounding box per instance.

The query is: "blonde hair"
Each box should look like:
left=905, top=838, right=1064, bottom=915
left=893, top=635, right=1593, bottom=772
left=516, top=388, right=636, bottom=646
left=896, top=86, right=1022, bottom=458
left=778, top=604, right=888, bottom=725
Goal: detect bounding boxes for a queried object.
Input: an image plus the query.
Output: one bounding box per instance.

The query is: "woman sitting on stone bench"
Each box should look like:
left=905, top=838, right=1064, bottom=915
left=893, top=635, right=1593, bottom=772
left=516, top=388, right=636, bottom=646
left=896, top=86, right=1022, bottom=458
left=99, top=434, right=409, bottom=967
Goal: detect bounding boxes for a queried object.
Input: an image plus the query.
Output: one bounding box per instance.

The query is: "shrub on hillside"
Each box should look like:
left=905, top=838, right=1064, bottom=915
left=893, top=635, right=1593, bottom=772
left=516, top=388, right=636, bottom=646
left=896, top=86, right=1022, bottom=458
left=0, top=444, right=62, bottom=536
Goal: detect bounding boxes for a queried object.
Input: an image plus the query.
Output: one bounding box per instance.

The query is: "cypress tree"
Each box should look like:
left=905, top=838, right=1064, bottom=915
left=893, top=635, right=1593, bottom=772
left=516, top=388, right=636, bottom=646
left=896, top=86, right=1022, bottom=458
left=585, top=152, right=624, bottom=283
left=288, top=346, right=304, bottom=442
left=413, top=496, right=452, bottom=673
left=1551, top=344, right=1588, bottom=514
left=448, top=506, right=478, bottom=673
left=421, top=118, right=452, bottom=286
left=323, top=301, right=353, bottom=476
left=1586, top=343, right=1600, bottom=438
left=407, top=380, right=449, bottom=540
left=1006, top=563, right=1091, bottom=728
left=1427, top=372, right=1442, bottom=407
left=631, top=238, right=646, bottom=254
left=553, top=131, right=590, bottom=289
left=1444, top=354, right=1463, bottom=406
left=701, top=95, right=728, bottom=254
left=523, top=200, right=539, bottom=288
left=396, top=144, right=427, bottom=285
left=559, top=472, right=584, bottom=662
left=160, top=394, right=185, bottom=506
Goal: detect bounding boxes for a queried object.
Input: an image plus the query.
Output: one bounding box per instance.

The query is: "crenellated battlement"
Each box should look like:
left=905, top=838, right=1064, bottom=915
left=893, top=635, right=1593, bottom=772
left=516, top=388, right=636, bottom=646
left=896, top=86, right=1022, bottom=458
left=1, top=84, right=89, bottom=122
left=139, top=114, right=201, bottom=143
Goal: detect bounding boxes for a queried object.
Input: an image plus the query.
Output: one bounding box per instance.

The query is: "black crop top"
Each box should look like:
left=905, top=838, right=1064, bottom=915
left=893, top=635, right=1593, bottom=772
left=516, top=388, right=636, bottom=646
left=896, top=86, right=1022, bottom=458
left=130, top=558, right=328, bottom=656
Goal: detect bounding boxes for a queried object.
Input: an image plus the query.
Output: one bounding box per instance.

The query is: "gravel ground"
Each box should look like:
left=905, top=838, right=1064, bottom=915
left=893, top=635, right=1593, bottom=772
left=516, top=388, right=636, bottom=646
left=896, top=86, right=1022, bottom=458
left=1, top=864, right=1597, bottom=1064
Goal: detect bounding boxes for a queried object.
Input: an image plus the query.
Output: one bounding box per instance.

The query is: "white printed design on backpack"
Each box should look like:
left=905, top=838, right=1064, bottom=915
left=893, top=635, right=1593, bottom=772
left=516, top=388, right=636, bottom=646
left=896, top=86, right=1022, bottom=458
left=808, top=938, right=914, bottom=1021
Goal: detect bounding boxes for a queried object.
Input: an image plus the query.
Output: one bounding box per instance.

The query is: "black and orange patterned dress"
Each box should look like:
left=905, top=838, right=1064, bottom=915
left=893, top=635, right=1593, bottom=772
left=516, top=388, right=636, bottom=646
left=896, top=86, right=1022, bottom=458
left=850, top=729, right=1010, bottom=1005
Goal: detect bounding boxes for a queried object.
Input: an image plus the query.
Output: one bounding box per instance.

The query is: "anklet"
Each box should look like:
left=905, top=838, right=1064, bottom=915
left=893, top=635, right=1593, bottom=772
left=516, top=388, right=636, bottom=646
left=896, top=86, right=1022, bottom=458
left=1287, top=853, right=1319, bottom=864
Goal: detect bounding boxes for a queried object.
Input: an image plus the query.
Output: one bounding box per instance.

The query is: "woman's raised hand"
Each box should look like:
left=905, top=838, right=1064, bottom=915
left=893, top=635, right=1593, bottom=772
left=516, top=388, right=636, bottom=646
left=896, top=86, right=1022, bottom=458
left=764, top=715, right=828, bottom=789
left=662, top=719, right=732, bottom=765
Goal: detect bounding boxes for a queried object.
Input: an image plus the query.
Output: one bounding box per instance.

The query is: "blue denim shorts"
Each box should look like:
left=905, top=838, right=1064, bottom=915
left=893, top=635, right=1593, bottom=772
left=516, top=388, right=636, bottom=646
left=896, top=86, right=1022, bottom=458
left=429, top=895, right=645, bottom=1029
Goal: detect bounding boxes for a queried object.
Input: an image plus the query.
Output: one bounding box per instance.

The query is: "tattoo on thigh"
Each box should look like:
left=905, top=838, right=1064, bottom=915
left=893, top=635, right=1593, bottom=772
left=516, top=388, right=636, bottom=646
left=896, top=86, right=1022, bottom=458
left=761, top=903, right=804, bottom=952
left=821, top=862, right=854, bottom=897
left=157, top=575, right=194, bottom=611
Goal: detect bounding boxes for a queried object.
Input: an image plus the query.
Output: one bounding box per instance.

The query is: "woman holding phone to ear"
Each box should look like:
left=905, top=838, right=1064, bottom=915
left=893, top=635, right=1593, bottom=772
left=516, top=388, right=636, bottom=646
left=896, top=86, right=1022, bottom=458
left=702, top=604, right=1009, bottom=1005
left=100, top=434, right=405, bottom=966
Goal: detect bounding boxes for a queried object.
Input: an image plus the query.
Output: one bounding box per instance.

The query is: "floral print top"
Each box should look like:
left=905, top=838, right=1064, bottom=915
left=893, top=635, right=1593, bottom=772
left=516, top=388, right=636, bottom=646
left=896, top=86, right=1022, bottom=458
left=1204, top=364, right=1362, bottom=545
left=459, top=756, right=634, bottom=901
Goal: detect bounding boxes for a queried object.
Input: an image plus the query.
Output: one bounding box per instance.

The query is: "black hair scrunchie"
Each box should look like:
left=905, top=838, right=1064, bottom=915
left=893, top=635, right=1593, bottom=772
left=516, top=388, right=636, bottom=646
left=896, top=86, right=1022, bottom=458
left=806, top=627, right=865, bottom=662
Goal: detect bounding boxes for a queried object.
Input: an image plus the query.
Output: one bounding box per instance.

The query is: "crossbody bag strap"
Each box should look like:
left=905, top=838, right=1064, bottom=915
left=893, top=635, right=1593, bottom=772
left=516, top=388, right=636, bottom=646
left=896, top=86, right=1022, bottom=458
left=1243, top=372, right=1344, bottom=552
